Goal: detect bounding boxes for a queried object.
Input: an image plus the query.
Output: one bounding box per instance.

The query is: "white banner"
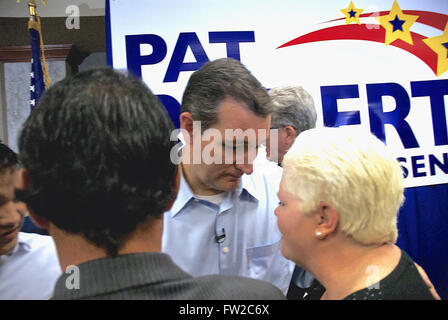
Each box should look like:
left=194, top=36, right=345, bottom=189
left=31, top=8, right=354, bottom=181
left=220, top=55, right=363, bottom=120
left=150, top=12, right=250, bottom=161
left=108, top=0, right=448, bottom=188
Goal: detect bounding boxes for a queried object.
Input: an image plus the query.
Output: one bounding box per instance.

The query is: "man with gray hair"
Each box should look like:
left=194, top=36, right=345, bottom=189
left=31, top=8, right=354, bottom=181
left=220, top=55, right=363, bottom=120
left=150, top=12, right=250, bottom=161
left=266, top=86, right=317, bottom=165
left=263, top=85, right=322, bottom=299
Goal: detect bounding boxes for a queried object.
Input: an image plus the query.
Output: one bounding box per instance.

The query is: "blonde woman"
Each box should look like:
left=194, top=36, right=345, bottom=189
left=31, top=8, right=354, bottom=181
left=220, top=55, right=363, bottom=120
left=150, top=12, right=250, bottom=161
left=275, top=127, right=438, bottom=300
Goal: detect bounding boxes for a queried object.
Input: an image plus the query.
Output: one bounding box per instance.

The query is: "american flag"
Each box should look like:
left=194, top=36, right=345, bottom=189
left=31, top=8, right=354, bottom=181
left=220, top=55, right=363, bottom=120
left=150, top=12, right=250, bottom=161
left=29, top=27, right=45, bottom=111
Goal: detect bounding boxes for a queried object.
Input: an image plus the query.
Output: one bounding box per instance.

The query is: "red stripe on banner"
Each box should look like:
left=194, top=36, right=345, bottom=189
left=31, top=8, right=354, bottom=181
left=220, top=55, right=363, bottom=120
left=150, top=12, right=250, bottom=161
left=403, top=11, right=448, bottom=31
left=323, top=10, right=448, bottom=31
left=277, top=24, right=439, bottom=75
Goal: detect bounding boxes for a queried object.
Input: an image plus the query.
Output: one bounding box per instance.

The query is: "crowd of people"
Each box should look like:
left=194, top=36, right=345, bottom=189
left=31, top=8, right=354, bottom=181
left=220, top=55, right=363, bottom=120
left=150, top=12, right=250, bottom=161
left=0, top=58, right=440, bottom=300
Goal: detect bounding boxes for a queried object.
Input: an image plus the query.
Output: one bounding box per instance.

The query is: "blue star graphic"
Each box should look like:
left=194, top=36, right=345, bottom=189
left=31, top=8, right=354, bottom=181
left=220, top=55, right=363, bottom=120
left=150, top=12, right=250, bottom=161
left=389, top=15, right=405, bottom=32
left=443, top=42, right=448, bottom=59
left=348, top=9, right=357, bottom=18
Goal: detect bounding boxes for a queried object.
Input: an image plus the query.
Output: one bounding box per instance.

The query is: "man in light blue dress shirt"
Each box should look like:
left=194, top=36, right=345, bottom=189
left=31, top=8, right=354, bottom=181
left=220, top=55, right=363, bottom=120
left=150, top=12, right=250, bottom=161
left=0, top=143, right=61, bottom=299
left=162, top=58, right=294, bottom=294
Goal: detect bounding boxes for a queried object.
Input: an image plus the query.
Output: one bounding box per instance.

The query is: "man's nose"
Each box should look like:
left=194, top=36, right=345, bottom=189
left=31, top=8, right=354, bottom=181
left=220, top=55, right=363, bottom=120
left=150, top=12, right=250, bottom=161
left=235, top=162, right=253, bottom=175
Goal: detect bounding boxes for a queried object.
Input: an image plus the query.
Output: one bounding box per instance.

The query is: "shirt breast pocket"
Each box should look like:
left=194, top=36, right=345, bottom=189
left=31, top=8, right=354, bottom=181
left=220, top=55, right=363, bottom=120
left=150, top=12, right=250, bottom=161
left=246, top=239, right=284, bottom=282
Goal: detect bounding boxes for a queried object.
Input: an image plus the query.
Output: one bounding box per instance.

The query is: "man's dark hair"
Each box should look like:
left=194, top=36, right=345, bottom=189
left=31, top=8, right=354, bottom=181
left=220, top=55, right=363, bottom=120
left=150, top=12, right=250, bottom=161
left=18, top=68, right=177, bottom=257
left=0, top=142, right=19, bottom=172
left=181, top=58, right=271, bottom=130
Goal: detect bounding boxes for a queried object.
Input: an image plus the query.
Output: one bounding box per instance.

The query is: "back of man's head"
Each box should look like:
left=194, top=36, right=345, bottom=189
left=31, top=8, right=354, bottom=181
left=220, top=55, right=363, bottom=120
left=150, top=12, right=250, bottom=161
left=269, top=86, right=316, bottom=133
left=18, top=68, right=177, bottom=257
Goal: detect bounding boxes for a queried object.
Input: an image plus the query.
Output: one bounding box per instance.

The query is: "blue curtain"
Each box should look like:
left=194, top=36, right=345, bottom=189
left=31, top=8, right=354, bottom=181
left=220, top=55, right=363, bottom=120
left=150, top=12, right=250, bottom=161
left=397, top=184, right=448, bottom=299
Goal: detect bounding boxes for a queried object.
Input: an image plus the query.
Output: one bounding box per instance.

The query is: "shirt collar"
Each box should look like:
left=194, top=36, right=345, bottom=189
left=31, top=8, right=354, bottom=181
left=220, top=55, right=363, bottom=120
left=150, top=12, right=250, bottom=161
left=3, top=232, right=32, bottom=257
left=170, top=169, right=260, bottom=218
left=169, top=171, right=196, bottom=217
left=239, top=173, right=261, bottom=201
left=17, top=232, right=33, bottom=252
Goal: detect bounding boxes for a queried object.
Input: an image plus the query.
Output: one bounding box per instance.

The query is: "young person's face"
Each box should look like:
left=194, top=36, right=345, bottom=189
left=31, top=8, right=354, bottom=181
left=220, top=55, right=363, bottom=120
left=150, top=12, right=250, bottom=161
left=0, top=168, right=26, bottom=255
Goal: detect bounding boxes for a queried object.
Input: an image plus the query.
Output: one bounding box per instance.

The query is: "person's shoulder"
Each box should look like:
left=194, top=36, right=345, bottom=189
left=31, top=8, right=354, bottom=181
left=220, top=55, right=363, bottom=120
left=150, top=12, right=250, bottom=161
left=382, top=249, right=435, bottom=300
left=252, top=145, right=282, bottom=173
left=244, top=156, right=282, bottom=190
left=193, top=274, right=286, bottom=300
left=346, top=249, right=435, bottom=300
left=18, top=232, right=59, bottom=267
left=254, top=152, right=282, bottom=175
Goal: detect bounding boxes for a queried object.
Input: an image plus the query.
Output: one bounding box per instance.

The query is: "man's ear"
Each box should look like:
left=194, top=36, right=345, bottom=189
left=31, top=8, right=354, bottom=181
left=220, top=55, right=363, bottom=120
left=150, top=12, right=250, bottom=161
left=179, top=112, right=194, bottom=146
left=18, top=167, right=31, bottom=189
left=314, top=201, right=339, bottom=239
left=284, top=126, right=298, bottom=143
left=19, top=169, right=50, bottom=230
left=165, top=165, right=181, bottom=212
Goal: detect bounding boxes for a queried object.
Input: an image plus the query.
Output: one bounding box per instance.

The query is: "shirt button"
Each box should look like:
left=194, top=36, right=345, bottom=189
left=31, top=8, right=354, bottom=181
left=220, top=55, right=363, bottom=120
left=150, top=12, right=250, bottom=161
left=222, top=246, right=229, bottom=253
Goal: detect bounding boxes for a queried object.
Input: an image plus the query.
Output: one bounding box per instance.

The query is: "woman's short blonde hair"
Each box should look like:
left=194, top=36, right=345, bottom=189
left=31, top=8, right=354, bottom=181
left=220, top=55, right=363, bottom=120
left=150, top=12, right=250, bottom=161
left=282, top=127, right=404, bottom=245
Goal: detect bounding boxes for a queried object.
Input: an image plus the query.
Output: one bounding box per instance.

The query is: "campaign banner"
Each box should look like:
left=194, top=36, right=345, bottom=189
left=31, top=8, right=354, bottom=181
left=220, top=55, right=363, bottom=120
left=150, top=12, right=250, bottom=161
left=107, top=0, right=448, bottom=188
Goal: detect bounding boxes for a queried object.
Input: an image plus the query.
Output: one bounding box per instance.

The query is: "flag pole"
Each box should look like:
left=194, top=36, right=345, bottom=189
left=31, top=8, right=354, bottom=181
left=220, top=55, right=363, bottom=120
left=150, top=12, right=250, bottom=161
left=27, top=0, right=50, bottom=88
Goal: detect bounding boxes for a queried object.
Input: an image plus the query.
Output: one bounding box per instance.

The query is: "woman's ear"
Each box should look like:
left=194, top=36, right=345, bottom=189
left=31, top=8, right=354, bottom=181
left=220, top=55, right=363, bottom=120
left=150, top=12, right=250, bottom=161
left=315, top=201, right=339, bottom=239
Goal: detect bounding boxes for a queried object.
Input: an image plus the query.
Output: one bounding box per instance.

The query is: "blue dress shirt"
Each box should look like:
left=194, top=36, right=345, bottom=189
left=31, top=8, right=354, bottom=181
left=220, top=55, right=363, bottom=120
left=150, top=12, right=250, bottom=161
left=0, top=232, right=61, bottom=299
left=162, top=158, right=294, bottom=294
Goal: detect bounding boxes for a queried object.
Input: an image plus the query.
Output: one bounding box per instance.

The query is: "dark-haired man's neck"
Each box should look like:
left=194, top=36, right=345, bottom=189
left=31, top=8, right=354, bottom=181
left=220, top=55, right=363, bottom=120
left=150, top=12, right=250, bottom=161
left=48, top=218, right=163, bottom=272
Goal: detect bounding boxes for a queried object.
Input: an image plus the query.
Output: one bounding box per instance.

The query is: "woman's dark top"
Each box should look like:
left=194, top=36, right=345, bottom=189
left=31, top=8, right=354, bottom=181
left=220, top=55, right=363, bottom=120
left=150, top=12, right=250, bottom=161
left=288, top=250, right=435, bottom=300
left=344, top=250, right=435, bottom=300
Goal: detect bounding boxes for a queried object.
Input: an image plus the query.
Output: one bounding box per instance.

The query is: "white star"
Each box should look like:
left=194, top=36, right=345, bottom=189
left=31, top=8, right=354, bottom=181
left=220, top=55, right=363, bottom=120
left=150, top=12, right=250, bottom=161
left=30, top=71, right=34, bottom=78
left=30, top=85, right=35, bottom=92
left=30, top=99, right=35, bottom=106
